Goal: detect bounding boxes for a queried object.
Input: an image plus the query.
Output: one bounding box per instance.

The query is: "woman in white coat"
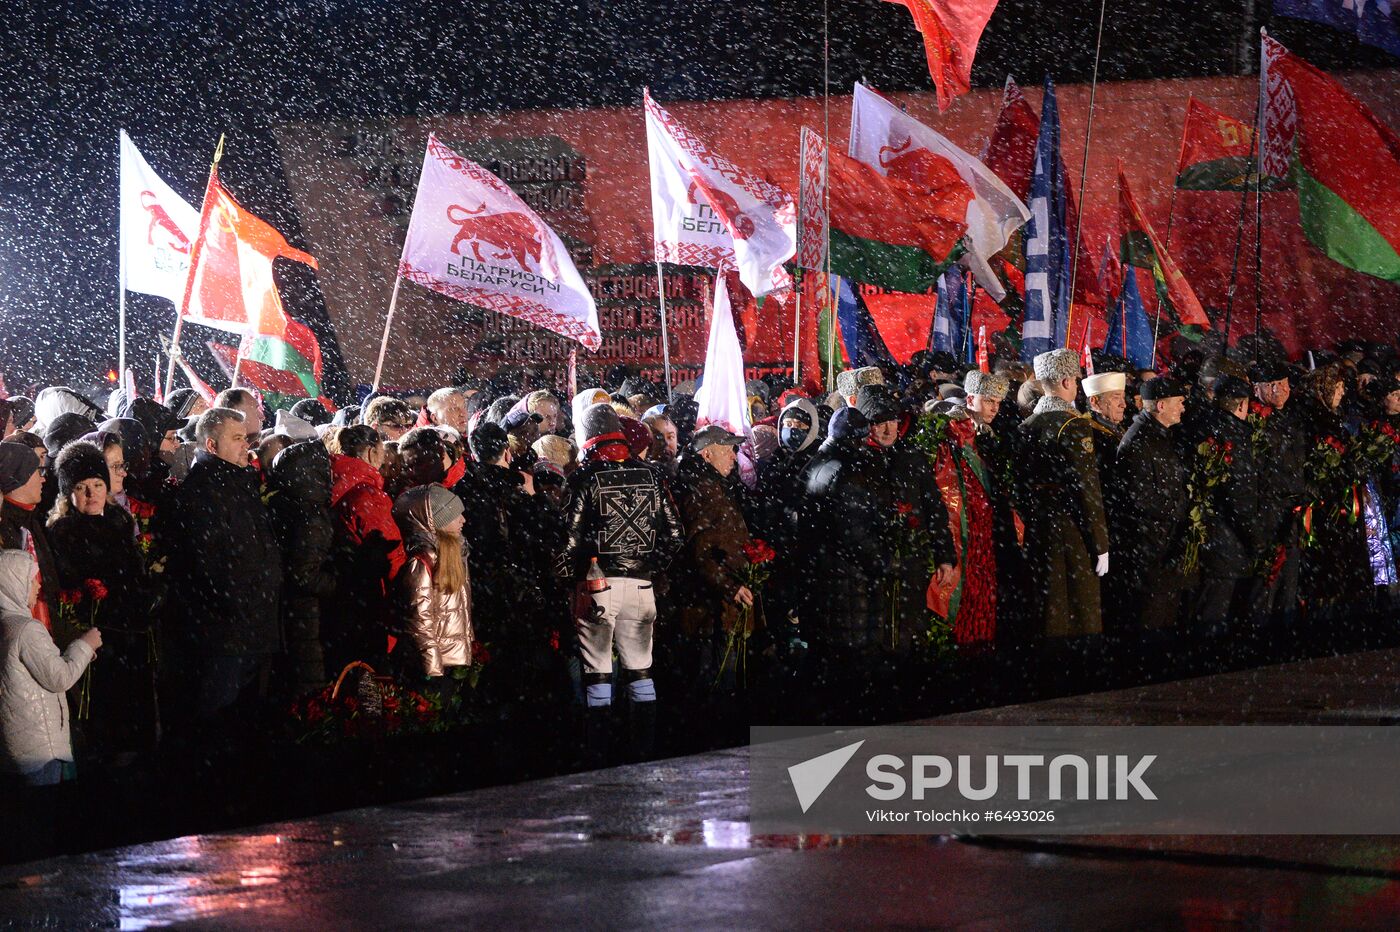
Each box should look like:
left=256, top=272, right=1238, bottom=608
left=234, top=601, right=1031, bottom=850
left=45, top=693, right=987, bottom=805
left=0, top=550, right=102, bottom=786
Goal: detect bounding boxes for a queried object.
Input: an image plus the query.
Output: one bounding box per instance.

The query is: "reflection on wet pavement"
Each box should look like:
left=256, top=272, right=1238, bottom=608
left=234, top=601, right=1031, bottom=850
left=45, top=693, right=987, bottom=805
left=6, top=653, right=1400, bottom=928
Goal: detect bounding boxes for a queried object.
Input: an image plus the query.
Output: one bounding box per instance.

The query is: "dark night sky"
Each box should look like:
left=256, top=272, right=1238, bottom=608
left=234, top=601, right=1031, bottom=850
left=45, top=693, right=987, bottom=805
left=0, top=0, right=1393, bottom=395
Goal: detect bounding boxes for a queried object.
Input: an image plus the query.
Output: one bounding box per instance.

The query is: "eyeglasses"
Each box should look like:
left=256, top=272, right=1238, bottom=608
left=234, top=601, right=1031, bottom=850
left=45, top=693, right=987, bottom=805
left=111, top=462, right=129, bottom=474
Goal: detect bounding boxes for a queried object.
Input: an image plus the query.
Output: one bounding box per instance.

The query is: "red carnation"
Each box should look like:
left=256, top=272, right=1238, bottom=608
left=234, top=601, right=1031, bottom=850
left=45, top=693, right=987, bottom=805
left=82, top=579, right=108, bottom=601
left=743, top=539, right=776, bottom=564
left=894, top=501, right=914, bottom=515
left=59, top=589, right=81, bottom=607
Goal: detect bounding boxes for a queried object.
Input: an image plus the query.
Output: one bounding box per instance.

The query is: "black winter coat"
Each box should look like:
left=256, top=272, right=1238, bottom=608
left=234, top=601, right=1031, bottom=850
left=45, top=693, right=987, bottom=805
left=162, top=450, right=283, bottom=656
left=268, top=442, right=337, bottom=691
left=1111, top=411, right=1190, bottom=579
left=47, top=506, right=159, bottom=752
left=797, top=438, right=893, bottom=647
left=556, top=456, right=684, bottom=583
left=1198, top=409, right=1265, bottom=579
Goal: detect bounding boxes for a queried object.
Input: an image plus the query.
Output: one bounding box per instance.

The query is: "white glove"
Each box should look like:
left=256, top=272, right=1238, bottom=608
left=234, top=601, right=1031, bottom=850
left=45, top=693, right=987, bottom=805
left=1095, top=552, right=1110, bottom=577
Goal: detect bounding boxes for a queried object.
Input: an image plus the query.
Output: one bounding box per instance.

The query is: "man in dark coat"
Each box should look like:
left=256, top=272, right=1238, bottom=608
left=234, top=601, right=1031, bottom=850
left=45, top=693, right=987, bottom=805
left=162, top=407, right=283, bottom=729
left=799, top=407, right=889, bottom=655
left=1193, top=376, right=1265, bottom=636
left=1247, top=359, right=1308, bottom=626
left=1015, top=349, right=1112, bottom=638
left=459, top=421, right=560, bottom=707
left=670, top=426, right=754, bottom=696
left=268, top=441, right=337, bottom=695
left=1109, top=377, right=1190, bottom=631
left=753, top=397, right=822, bottom=629
left=857, top=384, right=956, bottom=655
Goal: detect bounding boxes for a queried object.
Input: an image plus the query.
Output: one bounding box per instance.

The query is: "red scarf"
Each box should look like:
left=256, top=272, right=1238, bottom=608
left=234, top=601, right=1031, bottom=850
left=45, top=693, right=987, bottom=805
left=443, top=456, right=467, bottom=488
left=582, top=432, right=631, bottom=463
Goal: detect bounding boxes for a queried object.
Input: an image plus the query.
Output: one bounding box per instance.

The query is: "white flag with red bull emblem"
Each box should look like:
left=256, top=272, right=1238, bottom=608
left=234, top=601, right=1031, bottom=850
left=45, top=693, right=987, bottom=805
left=646, top=90, right=797, bottom=297
left=399, top=134, right=601, bottom=350
left=119, top=130, right=200, bottom=306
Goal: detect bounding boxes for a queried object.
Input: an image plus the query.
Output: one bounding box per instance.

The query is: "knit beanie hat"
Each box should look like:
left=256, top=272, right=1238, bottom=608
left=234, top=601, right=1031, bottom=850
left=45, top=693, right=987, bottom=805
left=855, top=384, right=900, bottom=424
left=579, top=402, right=623, bottom=447
left=426, top=483, right=464, bottom=530
left=0, top=442, right=40, bottom=494
left=54, top=440, right=109, bottom=496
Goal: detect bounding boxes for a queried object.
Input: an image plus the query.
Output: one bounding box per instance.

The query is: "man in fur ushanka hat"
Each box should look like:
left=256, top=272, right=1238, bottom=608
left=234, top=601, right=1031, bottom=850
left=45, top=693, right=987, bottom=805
left=1015, top=348, right=1111, bottom=639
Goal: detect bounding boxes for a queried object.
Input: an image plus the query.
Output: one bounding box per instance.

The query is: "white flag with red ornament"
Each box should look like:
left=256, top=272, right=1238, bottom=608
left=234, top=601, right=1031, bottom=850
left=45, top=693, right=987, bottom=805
left=646, top=90, right=796, bottom=297
left=399, top=134, right=600, bottom=349
left=977, top=325, right=990, bottom=373
left=119, top=130, right=200, bottom=306
left=797, top=127, right=829, bottom=273
left=1259, top=30, right=1297, bottom=184
left=849, top=82, right=1029, bottom=302
left=694, top=275, right=752, bottom=436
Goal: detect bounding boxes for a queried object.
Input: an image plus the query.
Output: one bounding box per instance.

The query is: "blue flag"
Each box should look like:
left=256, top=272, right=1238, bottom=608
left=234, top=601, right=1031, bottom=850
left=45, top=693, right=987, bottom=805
left=833, top=275, right=896, bottom=368
left=932, top=267, right=965, bottom=356
left=1102, top=267, right=1154, bottom=370
left=1274, top=0, right=1400, bottom=57
left=1020, top=75, right=1071, bottom=362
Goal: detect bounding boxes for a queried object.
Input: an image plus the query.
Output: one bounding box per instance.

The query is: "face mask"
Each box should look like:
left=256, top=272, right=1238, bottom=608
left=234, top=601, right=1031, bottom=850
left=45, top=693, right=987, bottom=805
left=780, top=425, right=807, bottom=450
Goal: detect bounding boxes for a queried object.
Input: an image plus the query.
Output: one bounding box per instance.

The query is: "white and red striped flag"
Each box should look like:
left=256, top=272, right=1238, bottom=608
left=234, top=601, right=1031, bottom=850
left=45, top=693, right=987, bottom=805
left=796, top=127, right=828, bottom=273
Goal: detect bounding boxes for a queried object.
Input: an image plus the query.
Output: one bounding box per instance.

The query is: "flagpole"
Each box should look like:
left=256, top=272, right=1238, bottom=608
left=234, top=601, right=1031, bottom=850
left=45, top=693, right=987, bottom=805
left=118, top=134, right=128, bottom=379
left=231, top=338, right=246, bottom=389
left=370, top=272, right=403, bottom=393
left=1251, top=43, right=1267, bottom=343
left=1064, top=0, right=1110, bottom=352
left=1162, top=186, right=1179, bottom=254
left=791, top=267, right=803, bottom=382
left=1223, top=86, right=1264, bottom=345
left=822, top=0, right=833, bottom=391
left=165, top=133, right=224, bottom=399
left=654, top=259, right=673, bottom=400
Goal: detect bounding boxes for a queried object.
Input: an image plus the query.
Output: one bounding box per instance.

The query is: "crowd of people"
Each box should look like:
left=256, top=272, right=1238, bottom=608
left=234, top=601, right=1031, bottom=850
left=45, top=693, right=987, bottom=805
left=1, top=328, right=1398, bottom=785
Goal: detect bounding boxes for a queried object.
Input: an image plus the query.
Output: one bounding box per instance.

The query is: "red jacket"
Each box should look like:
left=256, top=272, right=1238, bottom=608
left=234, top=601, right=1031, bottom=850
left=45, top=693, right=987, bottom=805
left=329, top=454, right=406, bottom=582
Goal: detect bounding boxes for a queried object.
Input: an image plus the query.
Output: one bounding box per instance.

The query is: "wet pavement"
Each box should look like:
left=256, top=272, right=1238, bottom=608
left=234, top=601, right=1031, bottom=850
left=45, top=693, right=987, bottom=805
left=5, top=650, right=1400, bottom=929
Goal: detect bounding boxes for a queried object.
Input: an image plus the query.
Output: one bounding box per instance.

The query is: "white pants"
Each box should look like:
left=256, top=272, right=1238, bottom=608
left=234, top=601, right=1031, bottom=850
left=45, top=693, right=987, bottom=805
left=575, top=577, right=656, bottom=676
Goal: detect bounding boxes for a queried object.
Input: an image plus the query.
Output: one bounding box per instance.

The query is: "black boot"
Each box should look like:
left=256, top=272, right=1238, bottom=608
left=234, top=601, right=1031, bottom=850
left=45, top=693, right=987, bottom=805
left=627, top=700, right=657, bottom=761
left=583, top=706, right=612, bottom=769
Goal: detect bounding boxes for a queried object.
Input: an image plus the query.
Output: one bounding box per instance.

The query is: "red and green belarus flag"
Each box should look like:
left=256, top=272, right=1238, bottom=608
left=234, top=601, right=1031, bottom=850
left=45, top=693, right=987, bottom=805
left=1118, top=162, right=1210, bottom=330
left=1264, top=35, right=1400, bottom=283
left=1174, top=96, right=1287, bottom=192
left=182, top=164, right=329, bottom=406
left=827, top=149, right=971, bottom=293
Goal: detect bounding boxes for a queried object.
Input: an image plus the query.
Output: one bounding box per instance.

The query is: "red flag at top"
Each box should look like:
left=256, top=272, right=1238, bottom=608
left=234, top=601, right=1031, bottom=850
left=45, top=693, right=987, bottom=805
left=884, top=0, right=1002, bottom=112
